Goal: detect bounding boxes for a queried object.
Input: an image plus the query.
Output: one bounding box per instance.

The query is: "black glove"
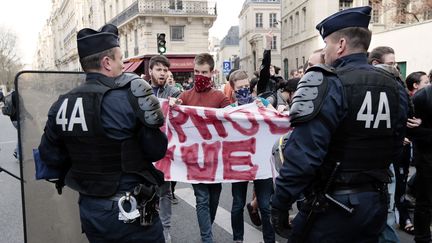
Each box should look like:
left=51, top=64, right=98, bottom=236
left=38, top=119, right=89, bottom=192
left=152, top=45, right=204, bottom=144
left=271, top=206, right=291, bottom=239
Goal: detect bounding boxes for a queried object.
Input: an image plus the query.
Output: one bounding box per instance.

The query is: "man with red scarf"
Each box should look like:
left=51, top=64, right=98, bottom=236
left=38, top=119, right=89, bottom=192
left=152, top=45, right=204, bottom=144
left=169, top=53, right=230, bottom=243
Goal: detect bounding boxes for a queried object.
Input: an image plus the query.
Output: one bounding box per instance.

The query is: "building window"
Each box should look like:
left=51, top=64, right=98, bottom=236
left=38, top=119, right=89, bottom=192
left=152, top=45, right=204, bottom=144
left=269, top=13, right=277, bottom=28
left=289, top=16, right=293, bottom=36
left=424, top=9, right=432, bottom=20
left=171, top=26, right=185, bottom=41
left=370, top=0, right=382, bottom=23
left=271, top=36, right=277, bottom=50
left=339, top=0, right=353, bottom=11
left=295, top=12, right=299, bottom=34
left=169, top=0, right=183, bottom=10
left=253, top=50, right=257, bottom=72
left=116, top=0, right=119, bottom=14
left=124, top=34, right=128, bottom=58
left=134, top=29, right=139, bottom=55
left=302, top=7, right=307, bottom=31
left=284, top=58, right=289, bottom=80
left=256, top=13, right=263, bottom=28
left=302, top=56, right=305, bottom=66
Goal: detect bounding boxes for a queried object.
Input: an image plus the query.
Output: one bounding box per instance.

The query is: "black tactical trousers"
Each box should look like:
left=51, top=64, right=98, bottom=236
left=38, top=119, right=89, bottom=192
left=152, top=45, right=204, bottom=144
left=289, top=191, right=387, bottom=243
left=394, top=144, right=412, bottom=226
left=414, top=152, right=432, bottom=243
left=79, top=194, right=164, bottom=243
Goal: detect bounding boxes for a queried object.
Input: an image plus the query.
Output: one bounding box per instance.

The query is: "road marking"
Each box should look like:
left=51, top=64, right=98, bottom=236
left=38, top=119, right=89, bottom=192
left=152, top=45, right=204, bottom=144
left=175, top=187, right=270, bottom=243
left=0, top=140, right=16, bottom=145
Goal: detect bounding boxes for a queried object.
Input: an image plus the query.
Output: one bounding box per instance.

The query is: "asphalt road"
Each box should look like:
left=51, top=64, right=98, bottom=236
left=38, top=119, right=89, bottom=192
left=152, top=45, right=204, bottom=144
left=0, top=112, right=414, bottom=243
left=0, top=113, right=24, bottom=243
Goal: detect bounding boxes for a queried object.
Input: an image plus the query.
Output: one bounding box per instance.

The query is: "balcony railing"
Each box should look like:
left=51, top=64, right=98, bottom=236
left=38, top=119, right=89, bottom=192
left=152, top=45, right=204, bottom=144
left=109, top=0, right=216, bottom=27
left=109, top=1, right=139, bottom=27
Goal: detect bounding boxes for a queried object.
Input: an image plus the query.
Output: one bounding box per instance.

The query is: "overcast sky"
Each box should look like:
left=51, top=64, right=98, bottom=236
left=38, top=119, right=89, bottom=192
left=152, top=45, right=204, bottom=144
left=0, top=0, right=244, bottom=66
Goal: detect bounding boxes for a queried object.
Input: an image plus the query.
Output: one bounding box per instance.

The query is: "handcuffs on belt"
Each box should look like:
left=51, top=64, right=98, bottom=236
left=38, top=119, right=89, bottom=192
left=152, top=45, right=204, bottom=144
left=117, top=184, right=159, bottom=226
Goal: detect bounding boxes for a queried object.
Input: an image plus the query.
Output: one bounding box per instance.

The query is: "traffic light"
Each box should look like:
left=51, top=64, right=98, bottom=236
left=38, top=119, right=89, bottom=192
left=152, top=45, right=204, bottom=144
left=157, top=33, right=166, bottom=54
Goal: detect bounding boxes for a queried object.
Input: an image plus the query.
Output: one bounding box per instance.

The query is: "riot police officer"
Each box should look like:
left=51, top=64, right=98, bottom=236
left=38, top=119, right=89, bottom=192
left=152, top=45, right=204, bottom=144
left=38, top=24, right=167, bottom=242
left=270, top=6, right=409, bottom=242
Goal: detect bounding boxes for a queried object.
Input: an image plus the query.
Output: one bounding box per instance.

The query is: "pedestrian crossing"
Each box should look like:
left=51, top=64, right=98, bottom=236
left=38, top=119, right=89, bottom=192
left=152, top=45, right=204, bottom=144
left=176, top=187, right=278, bottom=243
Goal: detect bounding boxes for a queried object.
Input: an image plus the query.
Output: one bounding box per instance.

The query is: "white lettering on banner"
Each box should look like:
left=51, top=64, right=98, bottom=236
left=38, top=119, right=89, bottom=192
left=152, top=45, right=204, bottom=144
left=155, top=99, right=292, bottom=183
left=356, top=91, right=391, bottom=129
left=55, top=97, right=88, bottom=132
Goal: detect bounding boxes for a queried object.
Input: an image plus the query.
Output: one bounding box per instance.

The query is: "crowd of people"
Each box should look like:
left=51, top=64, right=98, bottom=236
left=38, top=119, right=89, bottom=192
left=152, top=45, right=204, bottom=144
left=24, top=4, right=432, bottom=243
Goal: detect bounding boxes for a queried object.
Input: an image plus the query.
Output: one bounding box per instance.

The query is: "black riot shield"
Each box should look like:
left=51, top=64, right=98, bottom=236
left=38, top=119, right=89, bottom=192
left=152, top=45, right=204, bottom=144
left=16, top=71, right=88, bottom=243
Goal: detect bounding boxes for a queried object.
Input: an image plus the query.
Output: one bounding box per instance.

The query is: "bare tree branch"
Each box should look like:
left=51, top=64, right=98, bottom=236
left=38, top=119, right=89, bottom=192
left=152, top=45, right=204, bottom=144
left=0, top=26, right=22, bottom=88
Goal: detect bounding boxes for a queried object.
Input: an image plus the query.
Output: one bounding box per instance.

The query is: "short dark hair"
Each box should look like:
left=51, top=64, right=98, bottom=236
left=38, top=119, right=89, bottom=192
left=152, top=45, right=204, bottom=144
left=79, top=47, right=116, bottom=72
left=226, top=68, right=239, bottom=82
left=149, top=55, right=170, bottom=69
left=406, top=71, right=427, bottom=91
left=368, top=46, right=395, bottom=64
left=272, top=65, right=281, bottom=75
left=330, top=27, right=372, bottom=52
left=280, top=78, right=300, bottom=92
left=194, top=53, right=215, bottom=71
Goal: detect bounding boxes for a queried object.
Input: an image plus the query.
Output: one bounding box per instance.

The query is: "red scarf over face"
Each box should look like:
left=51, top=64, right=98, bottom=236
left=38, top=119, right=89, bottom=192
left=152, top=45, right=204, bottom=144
left=194, top=74, right=213, bottom=92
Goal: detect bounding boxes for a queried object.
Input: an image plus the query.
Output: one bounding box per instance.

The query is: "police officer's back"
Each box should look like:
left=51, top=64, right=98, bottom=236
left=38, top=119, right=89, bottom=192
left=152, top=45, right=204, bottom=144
left=271, top=6, right=409, bottom=242
left=38, top=24, right=167, bottom=242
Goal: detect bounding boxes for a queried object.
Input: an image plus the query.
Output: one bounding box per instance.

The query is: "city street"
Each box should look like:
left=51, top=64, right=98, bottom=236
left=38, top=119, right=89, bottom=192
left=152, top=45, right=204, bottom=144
left=0, top=112, right=416, bottom=243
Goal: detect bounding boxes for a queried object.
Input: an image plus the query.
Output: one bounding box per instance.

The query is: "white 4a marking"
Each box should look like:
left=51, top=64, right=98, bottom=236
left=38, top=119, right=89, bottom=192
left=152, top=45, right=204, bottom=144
left=55, top=98, right=88, bottom=132
left=356, top=91, right=391, bottom=129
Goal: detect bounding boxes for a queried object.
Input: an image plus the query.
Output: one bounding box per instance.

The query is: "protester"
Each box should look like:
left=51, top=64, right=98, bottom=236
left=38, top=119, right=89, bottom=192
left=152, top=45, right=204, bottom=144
left=169, top=53, right=230, bottom=243
left=166, top=70, right=184, bottom=93
left=272, top=78, right=300, bottom=113
left=370, top=46, right=416, bottom=237
left=227, top=69, right=275, bottom=243
left=409, top=74, right=432, bottom=243
left=166, top=71, right=175, bottom=86
left=256, top=31, right=284, bottom=107
left=271, top=6, right=409, bottom=242
left=1, top=90, right=19, bottom=159
left=149, top=56, right=181, bottom=100
left=148, top=55, right=181, bottom=243
left=184, top=77, right=194, bottom=90
left=38, top=24, right=168, bottom=242
left=164, top=69, right=182, bottom=205
left=223, top=68, right=238, bottom=104
left=289, top=69, right=299, bottom=78
left=406, top=71, right=430, bottom=96
left=297, top=66, right=304, bottom=78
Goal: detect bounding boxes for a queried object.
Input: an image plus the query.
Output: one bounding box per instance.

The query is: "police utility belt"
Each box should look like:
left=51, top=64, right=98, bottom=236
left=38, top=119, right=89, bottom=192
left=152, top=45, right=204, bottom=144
left=110, top=184, right=159, bottom=226
left=304, top=183, right=387, bottom=215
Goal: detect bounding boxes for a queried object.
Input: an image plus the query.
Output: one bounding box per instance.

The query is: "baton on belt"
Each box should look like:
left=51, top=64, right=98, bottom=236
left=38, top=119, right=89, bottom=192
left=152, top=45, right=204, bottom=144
left=299, top=162, right=340, bottom=243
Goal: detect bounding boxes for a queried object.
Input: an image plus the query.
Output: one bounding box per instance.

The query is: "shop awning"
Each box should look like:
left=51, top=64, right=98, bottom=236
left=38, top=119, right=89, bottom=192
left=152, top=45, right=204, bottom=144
left=122, top=62, right=134, bottom=72
left=169, top=58, right=195, bottom=72
left=123, top=60, right=143, bottom=72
